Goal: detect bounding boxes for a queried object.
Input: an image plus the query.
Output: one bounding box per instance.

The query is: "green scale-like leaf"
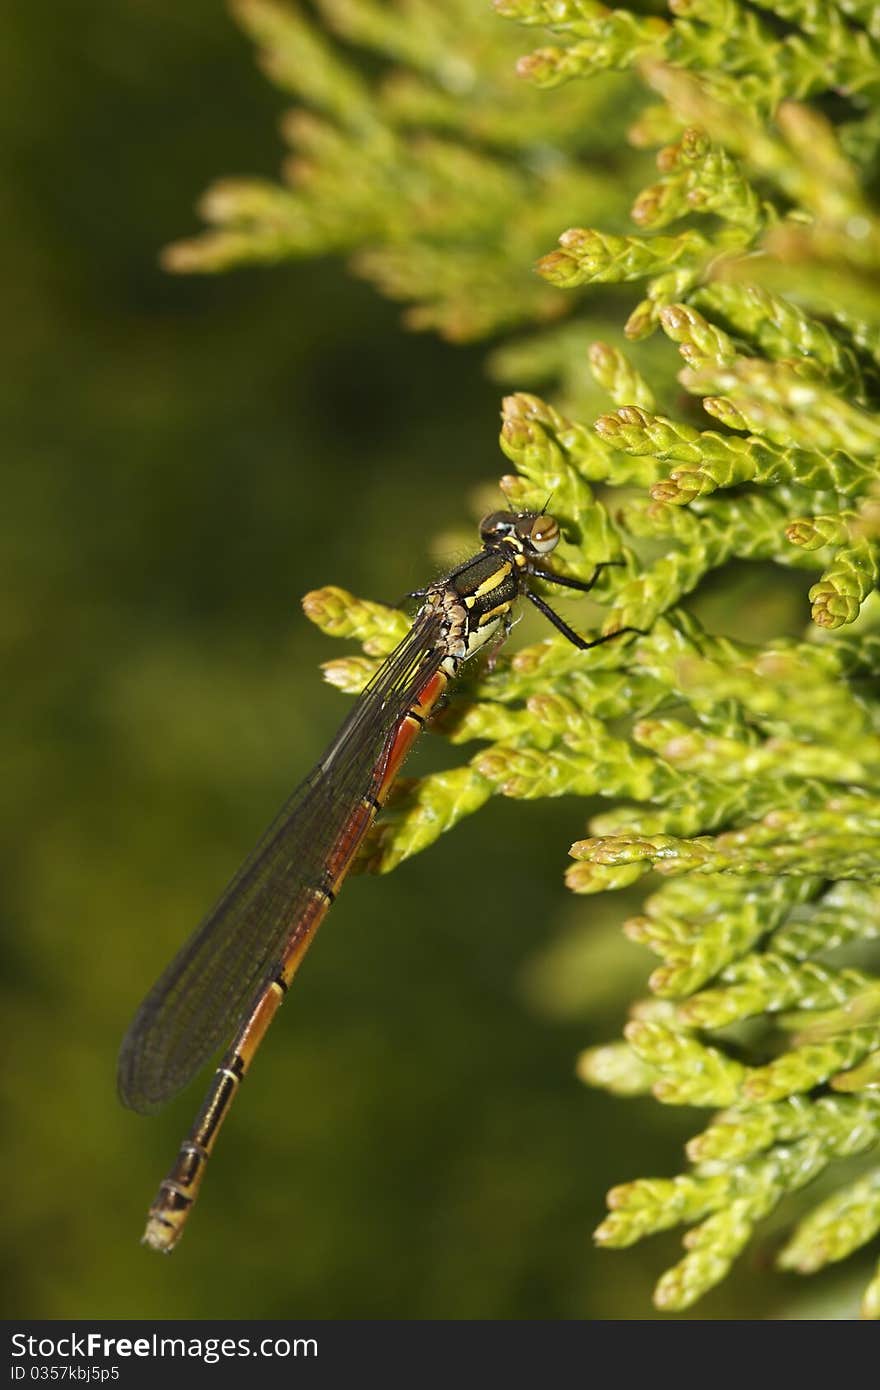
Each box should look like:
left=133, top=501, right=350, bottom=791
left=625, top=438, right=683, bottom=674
left=175, top=0, right=880, bottom=1319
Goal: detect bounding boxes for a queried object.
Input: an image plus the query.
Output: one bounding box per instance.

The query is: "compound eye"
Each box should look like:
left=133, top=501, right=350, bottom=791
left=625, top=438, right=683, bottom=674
left=529, top=514, right=559, bottom=555
left=479, top=511, right=514, bottom=543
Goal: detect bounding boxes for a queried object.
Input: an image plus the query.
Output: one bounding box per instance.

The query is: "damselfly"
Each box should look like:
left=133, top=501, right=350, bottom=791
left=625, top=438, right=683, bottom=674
left=119, top=509, right=635, bottom=1251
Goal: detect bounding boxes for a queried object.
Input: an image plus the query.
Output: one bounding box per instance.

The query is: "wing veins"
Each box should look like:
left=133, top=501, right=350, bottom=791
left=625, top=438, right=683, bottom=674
left=118, top=608, right=445, bottom=1113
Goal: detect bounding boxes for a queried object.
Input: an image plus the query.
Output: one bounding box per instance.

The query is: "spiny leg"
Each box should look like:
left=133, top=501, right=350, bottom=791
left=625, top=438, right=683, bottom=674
left=524, top=587, right=645, bottom=651
left=483, top=612, right=514, bottom=674
left=397, top=550, right=514, bottom=608
left=526, top=558, right=625, bottom=595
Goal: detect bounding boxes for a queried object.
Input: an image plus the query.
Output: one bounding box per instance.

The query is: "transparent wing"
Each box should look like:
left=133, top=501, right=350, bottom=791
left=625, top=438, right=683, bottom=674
left=118, top=607, right=445, bottom=1114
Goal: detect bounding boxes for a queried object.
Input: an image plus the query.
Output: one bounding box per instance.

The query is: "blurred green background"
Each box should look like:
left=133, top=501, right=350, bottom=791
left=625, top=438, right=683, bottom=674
left=3, top=1, right=856, bottom=1319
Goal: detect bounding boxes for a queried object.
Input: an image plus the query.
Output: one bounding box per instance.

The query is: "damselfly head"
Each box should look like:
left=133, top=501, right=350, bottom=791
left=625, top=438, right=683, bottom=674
left=479, top=510, right=560, bottom=557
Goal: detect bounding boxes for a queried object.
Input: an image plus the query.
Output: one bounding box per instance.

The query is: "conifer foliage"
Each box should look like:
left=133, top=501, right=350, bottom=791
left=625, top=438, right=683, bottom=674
left=169, top=1, right=880, bottom=1315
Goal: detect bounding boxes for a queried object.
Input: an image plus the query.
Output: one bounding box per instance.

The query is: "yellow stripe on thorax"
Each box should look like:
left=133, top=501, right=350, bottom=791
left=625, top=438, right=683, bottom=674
left=479, top=601, right=511, bottom=627
left=473, top=561, right=511, bottom=598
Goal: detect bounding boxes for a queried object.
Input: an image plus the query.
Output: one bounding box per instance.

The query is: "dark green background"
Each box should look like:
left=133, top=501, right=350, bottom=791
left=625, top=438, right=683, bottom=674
left=3, top=1, right=858, bottom=1319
